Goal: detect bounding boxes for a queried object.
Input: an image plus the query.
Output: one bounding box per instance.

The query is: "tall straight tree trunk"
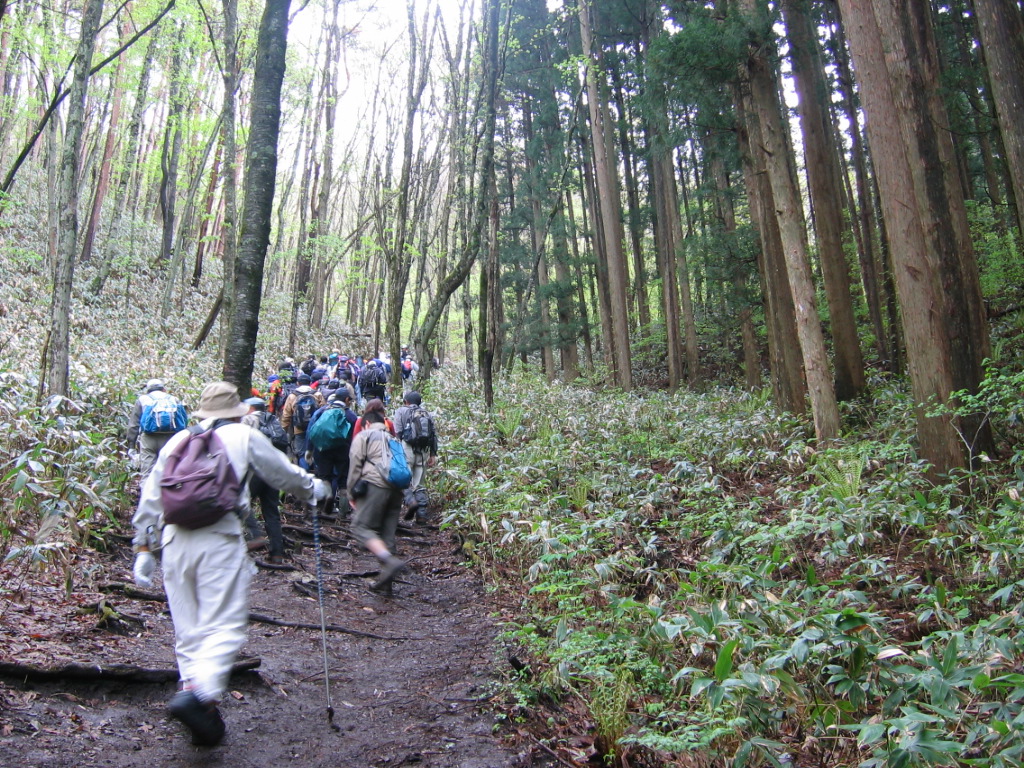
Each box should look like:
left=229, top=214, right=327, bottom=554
left=157, top=37, right=185, bottom=268
left=578, top=136, right=614, bottom=372
left=220, top=0, right=239, bottom=354
left=43, top=0, right=104, bottom=397
left=740, top=0, right=839, bottom=440
left=565, top=188, right=594, bottom=372
left=609, top=53, right=650, bottom=329
left=974, top=0, right=1024, bottom=239
left=80, top=22, right=129, bottom=265
left=831, top=8, right=889, bottom=364
left=222, top=0, right=291, bottom=395
left=734, top=83, right=807, bottom=413
left=837, top=0, right=993, bottom=472
left=579, top=0, right=631, bottom=390
left=783, top=0, right=865, bottom=401
left=711, top=153, right=760, bottom=391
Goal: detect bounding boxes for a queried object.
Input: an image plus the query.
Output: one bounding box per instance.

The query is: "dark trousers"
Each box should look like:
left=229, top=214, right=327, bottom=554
left=313, top=448, right=349, bottom=491
left=249, top=475, right=284, bottom=558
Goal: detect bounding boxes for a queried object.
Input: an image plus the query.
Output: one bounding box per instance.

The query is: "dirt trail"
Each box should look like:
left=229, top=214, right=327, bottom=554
left=0, top=510, right=531, bottom=767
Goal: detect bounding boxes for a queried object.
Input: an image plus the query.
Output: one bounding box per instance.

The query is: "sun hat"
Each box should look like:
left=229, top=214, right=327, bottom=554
left=243, top=396, right=267, bottom=408
left=194, top=382, right=250, bottom=420
left=145, top=378, right=165, bottom=392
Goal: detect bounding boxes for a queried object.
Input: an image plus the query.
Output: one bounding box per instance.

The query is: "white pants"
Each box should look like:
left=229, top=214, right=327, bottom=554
left=162, top=526, right=252, bottom=703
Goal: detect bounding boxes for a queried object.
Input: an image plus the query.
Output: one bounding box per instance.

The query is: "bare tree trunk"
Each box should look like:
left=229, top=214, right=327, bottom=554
left=222, top=0, right=291, bottom=395
left=220, top=0, right=239, bottom=354
left=974, top=0, right=1024, bottom=238
left=783, top=0, right=865, bottom=401
left=837, top=0, right=993, bottom=472
left=80, top=22, right=129, bottom=265
left=43, top=0, right=104, bottom=398
left=734, top=83, right=807, bottom=413
left=740, top=0, right=839, bottom=440
left=156, top=35, right=185, bottom=268
left=579, top=0, right=631, bottom=391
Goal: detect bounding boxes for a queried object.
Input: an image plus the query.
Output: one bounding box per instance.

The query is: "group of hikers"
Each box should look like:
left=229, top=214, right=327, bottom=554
left=124, top=349, right=439, bottom=747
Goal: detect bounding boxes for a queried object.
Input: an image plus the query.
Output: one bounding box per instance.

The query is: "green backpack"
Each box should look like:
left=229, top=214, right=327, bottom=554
left=307, top=406, right=351, bottom=451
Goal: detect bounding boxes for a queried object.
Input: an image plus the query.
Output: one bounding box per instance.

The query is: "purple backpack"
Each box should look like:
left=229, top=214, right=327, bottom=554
left=161, top=425, right=243, bottom=529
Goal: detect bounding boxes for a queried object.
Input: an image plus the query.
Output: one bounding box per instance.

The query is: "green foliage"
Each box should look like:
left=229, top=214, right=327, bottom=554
left=434, top=369, right=1024, bottom=766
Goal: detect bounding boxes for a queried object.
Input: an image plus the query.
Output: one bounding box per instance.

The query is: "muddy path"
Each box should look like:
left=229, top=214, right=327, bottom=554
left=0, top=508, right=534, bottom=767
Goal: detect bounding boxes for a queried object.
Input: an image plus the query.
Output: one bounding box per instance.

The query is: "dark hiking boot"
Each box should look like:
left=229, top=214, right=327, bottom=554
left=370, top=555, right=405, bottom=594
left=167, top=690, right=226, bottom=747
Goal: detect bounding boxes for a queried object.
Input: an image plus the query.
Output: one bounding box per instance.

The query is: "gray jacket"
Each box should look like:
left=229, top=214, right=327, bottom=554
left=132, top=419, right=316, bottom=550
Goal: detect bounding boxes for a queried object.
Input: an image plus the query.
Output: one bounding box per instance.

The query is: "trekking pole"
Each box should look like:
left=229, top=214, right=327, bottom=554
left=310, top=495, right=341, bottom=732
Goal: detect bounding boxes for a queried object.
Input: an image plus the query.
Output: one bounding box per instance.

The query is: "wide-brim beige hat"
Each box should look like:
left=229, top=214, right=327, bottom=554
left=194, top=381, right=250, bottom=420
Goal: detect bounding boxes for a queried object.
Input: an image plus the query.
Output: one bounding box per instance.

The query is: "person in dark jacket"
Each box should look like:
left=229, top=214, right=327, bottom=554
left=306, top=390, right=357, bottom=515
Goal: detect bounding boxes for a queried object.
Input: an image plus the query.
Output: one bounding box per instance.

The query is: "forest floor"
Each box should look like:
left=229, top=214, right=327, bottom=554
left=0, top=503, right=538, bottom=768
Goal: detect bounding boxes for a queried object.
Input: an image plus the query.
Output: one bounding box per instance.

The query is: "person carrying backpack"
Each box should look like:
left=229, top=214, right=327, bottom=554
left=392, top=390, right=438, bottom=524
left=279, top=373, right=324, bottom=469
left=127, top=379, right=189, bottom=482
left=241, top=397, right=288, bottom=563
left=347, top=399, right=407, bottom=596
left=131, top=382, right=328, bottom=747
left=358, top=359, right=387, bottom=403
left=306, top=390, right=357, bottom=515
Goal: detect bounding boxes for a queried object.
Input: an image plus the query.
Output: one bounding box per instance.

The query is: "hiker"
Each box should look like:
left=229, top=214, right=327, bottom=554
left=127, top=379, right=188, bottom=481
left=267, top=365, right=296, bottom=415
left=280, top=373, right=324, bottom=469
left=400, top=356, right=417, bottom=382
left=392, top=390, right=438, bottom=524
left=347, top=398, right=406, bottom=595
left=358, top=359, right=387, bottom=404
left=306, top=390, right=357, bottom=515
left=131, top=381, right=327, bottom=747
left=241, top=396, right=288, bottom=563
left=352, top=397, right=396, bottom=438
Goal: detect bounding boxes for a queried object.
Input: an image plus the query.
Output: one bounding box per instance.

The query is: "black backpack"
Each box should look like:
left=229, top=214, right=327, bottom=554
left=360, top=366, right=386, bottom=389
left=274, top=382, right=298, bottom=415
left=257, top=411, right=289, bottom=452
left=292, top=392, right=318, bottom=432
left=400, top=406, right=435, bottom=450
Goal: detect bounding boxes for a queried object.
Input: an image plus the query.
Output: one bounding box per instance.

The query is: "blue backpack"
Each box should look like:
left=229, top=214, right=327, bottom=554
left=371, top=431, right=412, bottom=489
left=139, top=392, right=188, bottom=434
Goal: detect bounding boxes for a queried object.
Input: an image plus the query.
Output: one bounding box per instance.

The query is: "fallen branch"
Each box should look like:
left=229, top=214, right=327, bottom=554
left=0, top=657, right=260, bottom=684
left=99, top=582, right=167, bottom=602
left=255, top=560, right=299, bottom=571
left=248, top=612, right=411, bottom=641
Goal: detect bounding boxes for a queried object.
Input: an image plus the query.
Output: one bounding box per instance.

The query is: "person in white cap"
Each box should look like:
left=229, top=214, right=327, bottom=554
left=127, top=378, right=188, bottom=481
left=131, top=382, right=328, bottom=747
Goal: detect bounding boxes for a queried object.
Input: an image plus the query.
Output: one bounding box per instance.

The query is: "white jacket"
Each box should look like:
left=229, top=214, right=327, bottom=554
left=132, top=419, right=316, bottom=550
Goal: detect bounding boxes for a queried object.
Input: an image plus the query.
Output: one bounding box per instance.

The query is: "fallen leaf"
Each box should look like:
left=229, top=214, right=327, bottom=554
left=230, top=691, right=244, bottom=701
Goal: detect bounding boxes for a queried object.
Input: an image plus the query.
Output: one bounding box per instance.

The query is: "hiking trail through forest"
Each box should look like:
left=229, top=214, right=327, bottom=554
left=0, top=503, right=538, bottom=767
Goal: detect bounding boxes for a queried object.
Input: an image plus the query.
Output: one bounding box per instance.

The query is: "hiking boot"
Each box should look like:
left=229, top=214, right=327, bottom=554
left=370, top=555, right=405, bottom=594
left=167, top=690, right=226, bottom=747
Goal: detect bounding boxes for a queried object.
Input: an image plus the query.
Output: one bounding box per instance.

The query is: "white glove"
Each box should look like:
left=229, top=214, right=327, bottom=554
left=312, top=479, right=330, bottom=504
left=133, top=551, right=156, bottom=588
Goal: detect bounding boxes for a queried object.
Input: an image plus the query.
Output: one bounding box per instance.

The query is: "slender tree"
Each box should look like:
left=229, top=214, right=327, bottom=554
left=43, top=0, right=105, bottom=397
left=223, top=0, right=291, bottom=395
